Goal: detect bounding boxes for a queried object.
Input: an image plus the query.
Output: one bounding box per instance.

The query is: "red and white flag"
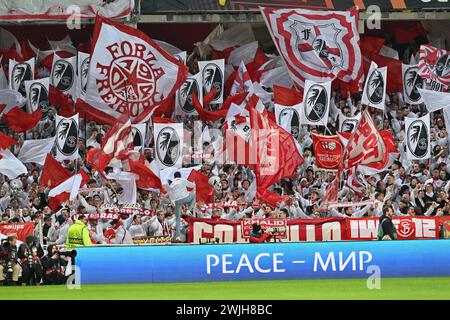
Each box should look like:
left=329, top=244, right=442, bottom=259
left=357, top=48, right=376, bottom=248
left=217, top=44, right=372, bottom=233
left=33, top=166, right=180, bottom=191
left=230, top=61, right=252, bottom=96
left=261, top=7, right=363, bottom=90
left=81, top=16, right=188, bottom=124
left=312, top=133, right=343, bottom=170
left=418, top=45, right=450, bottom=87
left=347, top=166, right=366, bottom=197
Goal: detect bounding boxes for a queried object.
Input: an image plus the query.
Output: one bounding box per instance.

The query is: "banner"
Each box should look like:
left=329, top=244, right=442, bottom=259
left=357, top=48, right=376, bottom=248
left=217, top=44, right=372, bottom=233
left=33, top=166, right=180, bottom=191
left=77, top=51, right=90, bottom=99
left=55, top=113, right=80, bottom=161
left=131, top=123, right=146, bottom=151
left=402, top=64, right=424, bottom=104
left=51, top=54, right=77, bottom=98
left=274, top=103, right=301, bottom=140
left=198, top=59, right=224, bottom=104
left=241, top=218, right=287, bottom=239
left=187, top=216, right=440, bottom=243
left=153, top=122, right=184, bottom=169
left=346, top=216, right=439, bottom=241
left=361, top=61, right=387, bottom=110
left=418, top=45, right=450, bottom=87
left=405, top=113, right=431, bottom=160
left=338, top=113, right=361, bottom=133
left=82, top=17, right=188, bottom=123
left=175, top=73, right=202, bottom=116
left=9, top=57, right=34, bottom=97
left=261, top=7, right=363, bottom=90
left=0, top=223, right=34, bottom=242
left=312, top=133, right=343, bottom=170
left=24, top=77, right=50, bottom=119
left=301, top=80, right=331, bottom=126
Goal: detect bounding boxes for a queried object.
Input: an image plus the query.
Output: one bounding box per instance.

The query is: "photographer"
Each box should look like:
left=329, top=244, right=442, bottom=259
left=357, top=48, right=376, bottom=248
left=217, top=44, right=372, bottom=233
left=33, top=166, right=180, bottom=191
left=40, top=244, right=68, bottom=285
left=0, top=235, right=21, bottom=286
left=249, top=223, right=272, bottom=243
left=18, top=235, right=44, bottom=285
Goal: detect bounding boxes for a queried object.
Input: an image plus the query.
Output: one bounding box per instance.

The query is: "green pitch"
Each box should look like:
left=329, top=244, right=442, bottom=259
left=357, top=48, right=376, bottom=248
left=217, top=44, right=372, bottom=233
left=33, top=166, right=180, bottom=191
left=0, top=277, right=449, bottom=300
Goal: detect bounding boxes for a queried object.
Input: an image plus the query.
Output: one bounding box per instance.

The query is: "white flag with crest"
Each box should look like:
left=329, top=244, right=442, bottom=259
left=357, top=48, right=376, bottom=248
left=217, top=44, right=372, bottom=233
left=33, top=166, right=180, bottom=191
left=175, top=73, right=202, bottom=116
left=402, top=64, right=424, bottom=105
left=77, top=51, right=90, bottom=99
left=274, top=103, right=301, bottom=140
left=55, top=113, right=79, bottom=161
left=24, top=77, right=50, bottom=120
left=9, top=57, right=34, bottom=97
left=51, top=53, right=77, bottom=98
left=405, top=113, right=431, bottom=160
left=132, top=123, right=146, bottom=151
left=361, top=61, right=387, bottom=110
left=153, top=122, right=184, bottom=169
left=301, top=80, right=331, bottom=126
left=198, top=59, right=224, bottom=104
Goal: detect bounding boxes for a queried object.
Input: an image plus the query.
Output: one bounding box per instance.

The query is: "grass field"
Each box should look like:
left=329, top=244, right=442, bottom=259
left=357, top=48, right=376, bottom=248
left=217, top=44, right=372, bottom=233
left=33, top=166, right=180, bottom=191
left=0, top=277, right=449, bottom=300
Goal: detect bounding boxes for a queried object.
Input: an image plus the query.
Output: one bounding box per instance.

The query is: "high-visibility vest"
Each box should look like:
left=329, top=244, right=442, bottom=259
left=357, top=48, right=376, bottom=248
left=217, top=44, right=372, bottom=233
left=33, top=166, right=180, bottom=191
left=66, top=220, right=90, bottom=250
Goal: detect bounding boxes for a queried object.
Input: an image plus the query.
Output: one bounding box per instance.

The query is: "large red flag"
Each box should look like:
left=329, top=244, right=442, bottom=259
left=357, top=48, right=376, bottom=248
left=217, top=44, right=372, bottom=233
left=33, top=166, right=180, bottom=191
left=49, top=85, right=76, bottom=117
left=312, top=133, right=343, bottom=170
left=2, top=107, right=41, bottom=133
left=128, top=159, right=162, bottom=190
left=187, top=170, right=214, bottom=203
left=273, top=85, right=303, bottom=106
left=81, top=16, right=188, bottom=124
left=0, top=131, right=18, bottom=150
left=261, top=7, right=363, bottom=90
left=192, top=91, right=248, bottom=123
left=39, top=154, right=72, bottom=189
left=249, top=96, right=304, bottom=190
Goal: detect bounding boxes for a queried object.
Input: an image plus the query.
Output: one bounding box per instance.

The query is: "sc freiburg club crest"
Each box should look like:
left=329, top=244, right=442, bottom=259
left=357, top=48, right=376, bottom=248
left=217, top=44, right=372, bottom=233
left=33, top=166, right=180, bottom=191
left=178, top=78, right=199, bottom=113
left=156, top=127, right=180, bottom=167
left=305, top=84, right=327, bottom=122
left=80, top=57, right=90, bottom=95
left=366, top=69, right=385, bottom=105
left=96, top=41, right=165, bottom=117
left=202, top=63, right=222, bottom=101
left=12, top=62, right=33, bottom=96
left=342, top=119, right=358, bottom=133
left=436, top=54, right=450, bottom=79
left=404, top=66, right=424, bottom=103
left=407, top=120, right=428, bottom=158
left=29, top=83, right=49, bottom=120
left=56, top=118, right=78, bottom=156
left=278, top=108, right=300, bottom=139
left=132, top=127, right=143, bottom=149
left=52, top=60, right=75, bottom=92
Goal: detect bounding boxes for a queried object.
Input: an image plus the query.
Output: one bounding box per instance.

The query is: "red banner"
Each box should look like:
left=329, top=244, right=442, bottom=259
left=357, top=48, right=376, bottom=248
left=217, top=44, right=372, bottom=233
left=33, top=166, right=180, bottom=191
left=187, top=216, right=440, bottom=243
left=241, top=218, right=287, bottom=239
left=312, top=133, right=343, bottom=170
left=0, top=223, right=34, bottom=242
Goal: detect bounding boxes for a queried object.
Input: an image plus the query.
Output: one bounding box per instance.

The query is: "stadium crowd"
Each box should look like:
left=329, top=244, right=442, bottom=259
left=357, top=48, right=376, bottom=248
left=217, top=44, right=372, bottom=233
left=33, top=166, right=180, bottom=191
left=0, top=26, right=448, bottom=252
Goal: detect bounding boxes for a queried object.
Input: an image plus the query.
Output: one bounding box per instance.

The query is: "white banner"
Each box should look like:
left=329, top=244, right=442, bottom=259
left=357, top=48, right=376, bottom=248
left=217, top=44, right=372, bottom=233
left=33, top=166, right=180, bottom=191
left=405, top=113, right=431, bottom=160
left=301, top=80, right=331, bottom=126
left=175, top=73, right=202, bottom=116
left=17, top=137, right=56, bottom=166
left=361, top=61, right=387, bottom=110
left=153, top=122, right=184, bottom=169
left=51, top=54, right=77, bottom=98
left=402, top=64, right=424, bottom=105
left=24, top=77, right=50, bottom=119
left=198, top=59, right=224, bottom=104
left=274, top=103, right=301, bottom=140
left=55, top=114, right=80, bottom=161
left=9, top=57, right=35, bottom=97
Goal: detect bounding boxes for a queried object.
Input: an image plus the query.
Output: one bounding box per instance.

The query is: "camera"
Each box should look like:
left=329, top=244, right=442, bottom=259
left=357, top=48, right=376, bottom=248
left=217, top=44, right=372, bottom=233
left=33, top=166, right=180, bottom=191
left=58, top=250, right=77, bottom=259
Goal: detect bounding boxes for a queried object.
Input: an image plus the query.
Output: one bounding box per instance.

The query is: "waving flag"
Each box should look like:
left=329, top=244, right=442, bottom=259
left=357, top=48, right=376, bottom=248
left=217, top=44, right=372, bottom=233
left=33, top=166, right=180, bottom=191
left=405, top=113, right=431, bottom=160
left=24, top=77, right=50, bottom=120
left=0, top=149, right=27, bottom=179
left=9, top=57, right=34, bottom=97
left=17, top=137, right=55, bottom=165
left=418, top=88, right=450, bottom=113
left=274, top=103, right=301, bottom=140
left=301, top=79, right=331, bottom=126
left=2, top=107, right=41, bottom=133
left=39, top=154, right=72, bottom=188
left=261, top=7, right=363, bottom=90
left=361, top=62, right=387, bottom=110
left=175, top=73, right=202, bottom=116
left=312, top=133, right=343, bottom=170
left=418, top=45, right=450, bottom=87
left=402, top=64, right=424, bottom=104
left=339, top=113, right=361, bottom=133
left=198, top=59, right=225, bottom=104
left=230, top=61, right=252, bottom=96
left=51, top=54, right=77, bottom=98
left=347, top=166, right=366, bottom=197
left=82, top=16, right=188, bottom=124
left=77, top=51, right=90, bottom=99
left=55, top=114, right=79, bottom=161
left=153, top=122, right=184, bottom=170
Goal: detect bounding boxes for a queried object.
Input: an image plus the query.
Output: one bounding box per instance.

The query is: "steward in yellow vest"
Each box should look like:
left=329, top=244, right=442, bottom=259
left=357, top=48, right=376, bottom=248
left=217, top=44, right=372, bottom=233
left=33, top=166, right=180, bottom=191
left=66, top=216, right=92, bottom=251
